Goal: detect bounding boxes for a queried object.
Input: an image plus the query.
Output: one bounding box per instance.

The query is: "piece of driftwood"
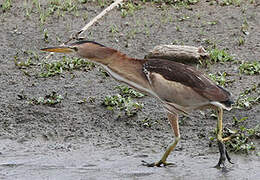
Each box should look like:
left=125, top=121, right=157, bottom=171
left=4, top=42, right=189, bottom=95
left=145, top=45, right=209, bottom=65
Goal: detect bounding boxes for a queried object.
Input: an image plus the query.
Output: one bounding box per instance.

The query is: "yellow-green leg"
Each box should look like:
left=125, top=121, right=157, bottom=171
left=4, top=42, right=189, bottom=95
left=143, top=112, right=180, bottom=167
left=215, top=107, right=233, bottom=169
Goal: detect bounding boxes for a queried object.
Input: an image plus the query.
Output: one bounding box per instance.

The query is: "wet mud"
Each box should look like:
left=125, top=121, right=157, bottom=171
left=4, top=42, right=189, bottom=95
left=0, top=1, right=259, bottom=179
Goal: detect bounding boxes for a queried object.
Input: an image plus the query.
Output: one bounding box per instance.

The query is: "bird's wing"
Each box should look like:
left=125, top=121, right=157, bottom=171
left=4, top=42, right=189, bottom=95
left=143, top=59, right=231, bottom=103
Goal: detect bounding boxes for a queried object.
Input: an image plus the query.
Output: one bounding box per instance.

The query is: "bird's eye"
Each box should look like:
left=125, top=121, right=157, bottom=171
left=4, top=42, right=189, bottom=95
left=72, top=47, right=78, bottom=51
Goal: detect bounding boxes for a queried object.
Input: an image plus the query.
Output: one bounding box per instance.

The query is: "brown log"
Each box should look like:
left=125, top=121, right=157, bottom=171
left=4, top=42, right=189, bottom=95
left=145, top=45, right=209, bottom=65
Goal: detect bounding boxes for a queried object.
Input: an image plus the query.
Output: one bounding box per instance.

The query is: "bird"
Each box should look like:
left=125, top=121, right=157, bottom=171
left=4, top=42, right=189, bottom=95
left=41, top=40, right=234, bottom=168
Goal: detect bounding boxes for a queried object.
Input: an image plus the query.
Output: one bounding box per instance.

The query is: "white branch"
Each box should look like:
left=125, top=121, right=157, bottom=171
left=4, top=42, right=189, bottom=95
left=78, top=0, right=124, bottom=38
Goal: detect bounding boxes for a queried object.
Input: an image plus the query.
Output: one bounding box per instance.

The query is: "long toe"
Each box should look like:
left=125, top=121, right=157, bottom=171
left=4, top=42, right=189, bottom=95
left=225, top=150, right=234, bottom=164
left=141, top=160, right=157, bottom=167
left=142, top=160, right=176, bottom=167
left=161, top=162, right=176, bottom=167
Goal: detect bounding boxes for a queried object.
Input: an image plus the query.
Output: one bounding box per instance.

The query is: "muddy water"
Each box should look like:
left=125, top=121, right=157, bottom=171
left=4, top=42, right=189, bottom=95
left=1, top=139, right=259, bottom=180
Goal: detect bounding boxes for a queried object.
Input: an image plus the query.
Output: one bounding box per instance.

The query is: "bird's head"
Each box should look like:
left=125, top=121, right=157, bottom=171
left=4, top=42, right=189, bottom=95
left=41, top=40, right=116, bottom=64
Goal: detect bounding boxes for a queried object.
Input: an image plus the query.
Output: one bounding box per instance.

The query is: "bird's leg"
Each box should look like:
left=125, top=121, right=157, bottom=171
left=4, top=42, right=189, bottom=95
left=143, top=112, right=180, bottom=167
left=214, top=107, right=233, bottom=169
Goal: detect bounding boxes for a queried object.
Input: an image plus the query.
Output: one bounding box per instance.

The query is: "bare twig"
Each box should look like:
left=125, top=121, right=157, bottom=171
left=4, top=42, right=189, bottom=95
left=64, top=0, right=124, bottom=44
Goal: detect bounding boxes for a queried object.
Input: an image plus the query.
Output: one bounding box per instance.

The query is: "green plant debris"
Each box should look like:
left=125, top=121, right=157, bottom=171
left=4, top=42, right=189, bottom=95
left=77, top=96, right=96, bottom=104
left=14, top=50, right=40, bottom=71
left=241, top=19, right=249, bottom=35
left=43, top=29, right=49, bottom=42
left=219, top=0, right=242, bottom=6
left=242, top=84, right=259, bottom=95
left=141, top=117, right=158, bottom=128
left=1, top=0, right=12, bottom=12
left=103, top=94, right=143, bottom=117
left=209, top=116, right=260, bottom=154
left=39, top=57, right=95, bottom=77
left=22, top=0, right=80, bottom=24
left=14, top=56, right=35, bottom=69
left=98, top=67, right=110, bottom=78
left=236, top=96, right=260, bottom=109
left=224, top=120, right=260, bottom=154
left=236, top=84, right=260, bottom=109
left=28, top=92, right=63, bottom=106
left=110, top=25, right=119, bottom=35
left=115, top=85, right=145, bottom=98
left=207, top=21, right=218, bottom=25
left=239, top=61, right=260, bottom=75
left=94, top=0, right=110, bottom=7
left=178, top=15, right=190, bottom=22
left=118, top=1, right=141, bottom=18
left=232, top=116, right=248, bottom=126
left=209, top=48, right=234, bottom=63
left=238, top=36, right=245, bottom=46
left=126, top=29, right=138, bottom=39
left=208, top=72, right=234, bottom=87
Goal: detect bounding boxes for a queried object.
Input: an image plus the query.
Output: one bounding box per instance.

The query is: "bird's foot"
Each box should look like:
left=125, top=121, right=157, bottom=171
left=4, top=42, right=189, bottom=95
left=214, top=140, right=234, bottom=170
left=142, top=160, right=176, bottom=167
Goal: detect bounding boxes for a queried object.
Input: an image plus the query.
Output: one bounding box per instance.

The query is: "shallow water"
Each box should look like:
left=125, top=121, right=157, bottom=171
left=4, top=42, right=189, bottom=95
left=1, top=139, right=259, bottom=180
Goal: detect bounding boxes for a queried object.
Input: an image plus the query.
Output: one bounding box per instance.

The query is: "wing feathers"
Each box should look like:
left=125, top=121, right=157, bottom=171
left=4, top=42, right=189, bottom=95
left=143, top=59, right=232, bottom=103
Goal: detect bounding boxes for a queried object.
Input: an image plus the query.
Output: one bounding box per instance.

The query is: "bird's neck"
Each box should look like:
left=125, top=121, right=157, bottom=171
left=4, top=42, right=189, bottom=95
left=87, top=47, right=152, bottom=94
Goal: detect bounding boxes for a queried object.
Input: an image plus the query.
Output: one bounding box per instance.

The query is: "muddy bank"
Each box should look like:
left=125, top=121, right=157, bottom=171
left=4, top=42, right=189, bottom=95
left=0, top=0, right=259, bottom=179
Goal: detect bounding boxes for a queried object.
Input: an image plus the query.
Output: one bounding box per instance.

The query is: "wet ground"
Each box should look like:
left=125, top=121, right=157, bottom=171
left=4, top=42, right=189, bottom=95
left=1, top=139, right=260, bottom=180
left=0, top=0, right=260, bottom=179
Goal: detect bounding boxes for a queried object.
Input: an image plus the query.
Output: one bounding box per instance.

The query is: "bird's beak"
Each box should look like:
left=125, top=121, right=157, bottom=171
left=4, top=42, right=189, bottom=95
left=40, top=46, right=75, bottom=53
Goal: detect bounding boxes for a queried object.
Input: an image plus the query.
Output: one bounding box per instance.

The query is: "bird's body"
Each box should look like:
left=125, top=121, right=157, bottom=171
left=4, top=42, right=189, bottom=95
left=41, top=40, right=233, bottom=168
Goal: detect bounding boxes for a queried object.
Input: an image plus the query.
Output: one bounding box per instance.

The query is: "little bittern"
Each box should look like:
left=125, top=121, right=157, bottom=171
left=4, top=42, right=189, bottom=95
left=41, top=40, right=233, bottom=168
